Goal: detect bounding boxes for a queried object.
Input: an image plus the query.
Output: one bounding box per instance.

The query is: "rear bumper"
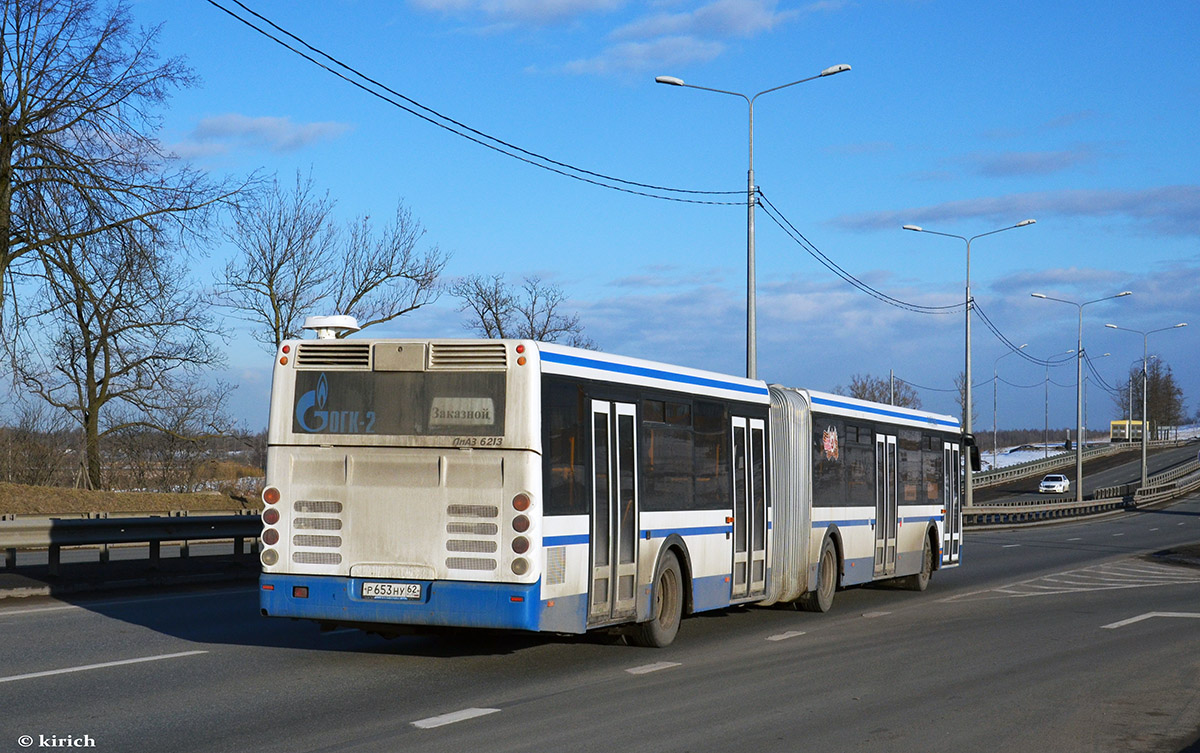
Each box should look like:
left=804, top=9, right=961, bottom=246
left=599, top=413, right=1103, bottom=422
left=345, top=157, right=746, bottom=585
left=260, top=573, right=544, bottom=631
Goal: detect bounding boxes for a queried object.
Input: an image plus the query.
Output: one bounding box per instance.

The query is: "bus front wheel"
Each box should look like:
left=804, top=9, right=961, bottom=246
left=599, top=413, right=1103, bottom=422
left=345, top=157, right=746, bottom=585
left=630, top=551, right=683, bottom=648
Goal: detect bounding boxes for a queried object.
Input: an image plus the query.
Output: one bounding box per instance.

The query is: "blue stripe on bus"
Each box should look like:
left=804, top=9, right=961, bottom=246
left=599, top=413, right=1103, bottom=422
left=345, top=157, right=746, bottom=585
left=645, top=525, right=731, bottom=539
left=812, top=518, right=874, bottom=528
left=543, top=534, right=589, bottom=547
left=539, top=350, right=769, bottom=397
left=810, top=395, right=960, bottom=428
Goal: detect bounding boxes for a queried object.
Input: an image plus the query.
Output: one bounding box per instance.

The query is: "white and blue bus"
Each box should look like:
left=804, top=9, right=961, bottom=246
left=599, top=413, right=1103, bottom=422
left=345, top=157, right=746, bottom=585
left=259, top=331, right=963, bottom=646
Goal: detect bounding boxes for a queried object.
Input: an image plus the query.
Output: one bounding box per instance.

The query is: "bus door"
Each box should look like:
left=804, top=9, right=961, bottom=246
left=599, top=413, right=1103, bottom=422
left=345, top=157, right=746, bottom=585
left=589, top=400, right=639, bottom=625
left=942, top=442, right=962, bottom=565
left=731, top=417, right=767, bottom=600
left=874, top=433, right=898, bottom=577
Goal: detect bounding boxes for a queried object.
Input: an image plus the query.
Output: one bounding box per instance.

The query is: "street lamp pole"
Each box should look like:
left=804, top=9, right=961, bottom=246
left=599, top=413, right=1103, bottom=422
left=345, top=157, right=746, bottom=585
left=903, top=219, right=1036, bottom=507
left=993, top=343, right=1027, bottom=468
left=1105, top=322, right=1188, bottom=487
left=1031, top=290, right=1132, bottom=503
left=1042, top=349, right=1075, bottom=459
left=656, top=64, right=851, bottom=379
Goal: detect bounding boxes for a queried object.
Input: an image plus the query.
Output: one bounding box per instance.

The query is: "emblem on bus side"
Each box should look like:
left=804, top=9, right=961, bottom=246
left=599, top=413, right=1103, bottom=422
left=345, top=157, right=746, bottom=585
left=822, top=426, right=840, bottom=461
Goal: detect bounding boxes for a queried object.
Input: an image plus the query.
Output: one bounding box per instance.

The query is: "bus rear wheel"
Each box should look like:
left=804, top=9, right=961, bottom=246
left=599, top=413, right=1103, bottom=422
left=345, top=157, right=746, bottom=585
left=901, top=534, right=933, bottom=592
left=799, top=537, right=838, bottom=613
left=630, top=551, right=683, bottom=648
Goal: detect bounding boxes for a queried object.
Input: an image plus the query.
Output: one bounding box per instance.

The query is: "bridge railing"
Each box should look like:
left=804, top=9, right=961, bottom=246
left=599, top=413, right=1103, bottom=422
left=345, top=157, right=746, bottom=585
left=1, top=510, right=262, bottom=576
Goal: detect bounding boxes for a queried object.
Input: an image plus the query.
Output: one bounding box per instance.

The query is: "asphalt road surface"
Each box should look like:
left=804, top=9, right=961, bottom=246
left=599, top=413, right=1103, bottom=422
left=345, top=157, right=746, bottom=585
left=2, top=494, right=1199, bottom=753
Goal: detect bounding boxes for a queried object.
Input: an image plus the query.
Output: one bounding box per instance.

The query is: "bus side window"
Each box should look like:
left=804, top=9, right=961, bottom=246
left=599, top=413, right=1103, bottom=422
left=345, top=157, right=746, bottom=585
left=543, top=379, right=588, bottom=516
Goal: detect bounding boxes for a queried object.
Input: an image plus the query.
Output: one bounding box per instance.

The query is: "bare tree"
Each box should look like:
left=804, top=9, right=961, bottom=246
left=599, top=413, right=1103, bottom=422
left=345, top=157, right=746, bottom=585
left=333, top=201, right=447, bottom=332
left=833, top=373, right=921, bottom=409
left=216, top=176, right=447, bottom=349
left=0, top=0, right=244, bottom=314
left=214, top=173, right=339, bottom=349
left=451, top=274, right=595, bottom=348
left=11, top=227, right=233, bottom=489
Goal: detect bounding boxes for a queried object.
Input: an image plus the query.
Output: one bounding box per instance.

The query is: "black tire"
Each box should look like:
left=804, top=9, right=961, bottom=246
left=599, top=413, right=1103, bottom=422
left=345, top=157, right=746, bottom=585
left=901, top=535, right=933, bottom=592
left=630, top=551, right=683, bottom=648
left=799, top=537, right=838, bottom=613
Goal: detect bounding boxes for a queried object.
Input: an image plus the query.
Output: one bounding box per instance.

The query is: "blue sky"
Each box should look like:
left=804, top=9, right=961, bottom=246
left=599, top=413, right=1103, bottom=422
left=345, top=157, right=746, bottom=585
left=137, top=0, right=1198, bottom=433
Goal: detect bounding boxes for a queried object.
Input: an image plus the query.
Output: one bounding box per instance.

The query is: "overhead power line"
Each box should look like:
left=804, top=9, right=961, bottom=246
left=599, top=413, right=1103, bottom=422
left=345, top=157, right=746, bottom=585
left=206, top=0, right=744, bottom=205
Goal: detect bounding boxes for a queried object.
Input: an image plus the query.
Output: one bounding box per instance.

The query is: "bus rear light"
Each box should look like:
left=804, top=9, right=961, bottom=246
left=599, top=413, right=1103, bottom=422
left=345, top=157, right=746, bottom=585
left=511, top=536, right=529, bottom=555
left=512, top=515, right=530, bottom=533
left=279, top=356, right=289, bottom=365
left=282, top=345, right=291, bottom=354
left=516, top=344, right=525, bottom=354
left=263, top=487, right=281, bottom=505
left=512, top=493, right=531, bottom=512
left=511, top=558, right=529, bottom=575
left=517, top=356, right=526, bottom=366
left=263, top=508, right=280, bottom=525
left=261, top=549, right=278, bottom=566
left=293, top=586, right=309, bottom=598
left=262, top=528, right=279, bottom=546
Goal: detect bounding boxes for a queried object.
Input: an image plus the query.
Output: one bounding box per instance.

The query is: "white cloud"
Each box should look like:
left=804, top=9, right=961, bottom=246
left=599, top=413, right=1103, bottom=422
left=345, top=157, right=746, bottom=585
left=831, top=185, right=1200, bottom=236
left=171, top=114, right=352, bottom=158
left=562, top=35, right=725, bottom=75
left=409, top=0, right=626, bottom=25
left=611, top=0, right=799, bottom=40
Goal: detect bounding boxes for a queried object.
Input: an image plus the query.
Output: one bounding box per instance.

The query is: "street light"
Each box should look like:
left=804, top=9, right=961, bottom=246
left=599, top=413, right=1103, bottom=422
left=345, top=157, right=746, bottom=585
left=656, top=64, right=852, bottom=379
left=1031, top=290, right=1132, bottom=503
left=903, top=219, right=1036, bottom=507
left=1041, top=349, right=1076, bottom=459
left=1104, top=321, right=1188, bottom=487
left=993, top=343, right=1027, bottom=469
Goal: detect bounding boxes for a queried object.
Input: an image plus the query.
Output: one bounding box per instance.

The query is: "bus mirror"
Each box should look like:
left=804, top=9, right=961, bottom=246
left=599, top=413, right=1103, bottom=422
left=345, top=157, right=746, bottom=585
left=969, top=444, right=981, bottom=472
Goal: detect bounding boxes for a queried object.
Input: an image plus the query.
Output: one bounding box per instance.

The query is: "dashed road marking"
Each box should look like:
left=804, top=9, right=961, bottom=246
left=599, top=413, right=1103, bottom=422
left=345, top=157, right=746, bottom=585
left=1103, top=612, right=1200, bottom=630
left=768, top=631, right=806, bottom=641
left=412, top=708, right=500, bottom=729
left=0, top=650, right=208, bottom=684
left=626, top=661, right=681, bottom=675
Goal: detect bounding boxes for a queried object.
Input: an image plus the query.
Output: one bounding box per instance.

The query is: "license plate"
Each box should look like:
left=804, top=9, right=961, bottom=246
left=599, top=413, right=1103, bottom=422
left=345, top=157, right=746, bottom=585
left=361, top=581, right=423, bottom=600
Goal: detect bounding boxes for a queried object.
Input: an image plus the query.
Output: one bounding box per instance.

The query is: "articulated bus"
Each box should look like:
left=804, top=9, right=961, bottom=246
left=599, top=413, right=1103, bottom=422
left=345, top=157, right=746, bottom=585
left=1110, top=420, right=1147, bottom=442
left=259, top=331, right=963, bottom=646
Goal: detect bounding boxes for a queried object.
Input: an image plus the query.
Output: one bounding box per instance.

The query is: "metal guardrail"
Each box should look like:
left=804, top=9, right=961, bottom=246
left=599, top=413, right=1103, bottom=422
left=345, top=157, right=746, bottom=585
left=973, top=439, right=1188, bottom=489
left=1, top=510, right=262, bottom=576
left=966, top=458, right=1200, bottom=528
left=972, top=444, right=1122, bottom=488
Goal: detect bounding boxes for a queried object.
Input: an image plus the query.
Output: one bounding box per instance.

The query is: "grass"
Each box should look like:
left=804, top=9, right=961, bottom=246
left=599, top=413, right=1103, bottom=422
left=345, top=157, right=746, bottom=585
left=0, top=481, right=260, bottom=516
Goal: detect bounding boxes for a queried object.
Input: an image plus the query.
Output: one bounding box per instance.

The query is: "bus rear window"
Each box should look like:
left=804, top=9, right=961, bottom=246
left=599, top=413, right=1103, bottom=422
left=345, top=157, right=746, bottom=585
left=292, top=371, right=506, bottom=436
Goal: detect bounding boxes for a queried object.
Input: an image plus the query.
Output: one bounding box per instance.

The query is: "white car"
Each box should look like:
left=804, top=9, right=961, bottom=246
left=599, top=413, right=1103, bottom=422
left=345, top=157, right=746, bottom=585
left=1039, top=474, right=1070, bottom=494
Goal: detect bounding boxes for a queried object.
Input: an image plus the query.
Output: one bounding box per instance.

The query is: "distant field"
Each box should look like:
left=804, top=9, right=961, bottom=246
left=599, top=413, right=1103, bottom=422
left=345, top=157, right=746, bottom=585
left=0, top=482, right=261, bottom=516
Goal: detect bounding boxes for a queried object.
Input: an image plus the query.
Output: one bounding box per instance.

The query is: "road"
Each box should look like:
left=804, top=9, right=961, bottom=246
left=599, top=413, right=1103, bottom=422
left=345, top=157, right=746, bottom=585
left=2, top=494, right=1199, bottom=753
left=976, top=442, right=1199, bottom=504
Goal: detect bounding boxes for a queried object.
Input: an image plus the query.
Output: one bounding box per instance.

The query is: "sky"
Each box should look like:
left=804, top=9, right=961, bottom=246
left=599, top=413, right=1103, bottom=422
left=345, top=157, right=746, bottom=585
left=132, top=0, right=1198, bottom=434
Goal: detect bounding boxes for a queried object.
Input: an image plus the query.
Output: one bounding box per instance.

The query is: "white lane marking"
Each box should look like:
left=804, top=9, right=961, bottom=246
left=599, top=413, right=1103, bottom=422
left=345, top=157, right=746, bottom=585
left=1003, top=544, right=1022, bottom=549
left=862, top=611, right=892, bottom=619
left=1150, top=528, right=1160, bottom=532
left=1067, top=538, right=1082, bottom=542
left=626, top=661, right=681, bottom=675
left=1112, top=533, right=1125, bottom=537
left=0, top=587, right=249, bottom=619
left=0, top=650, right=208, bottom=684
left=1103, top=612, right=1200, bottom=630
left=412, top=708, right=500, bottom=729
left=768, top=631, right=806, bottom=642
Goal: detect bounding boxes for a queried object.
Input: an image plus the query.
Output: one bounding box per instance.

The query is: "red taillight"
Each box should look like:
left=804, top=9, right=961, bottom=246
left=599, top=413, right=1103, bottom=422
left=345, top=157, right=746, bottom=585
left=282, top=344, right=291, bottom=354
left=516, top=344, right=525, bottom=354
left=263, top=487, right=280, bottom=505
left=263, top=508, right=280, bottom=525
left=293, top=586, right=309, bottom=598
left=512, top=493, right=531, bottom=512
left=512, top=515, right=530, bottom=533
left=263, top=529, right=279, bottom=545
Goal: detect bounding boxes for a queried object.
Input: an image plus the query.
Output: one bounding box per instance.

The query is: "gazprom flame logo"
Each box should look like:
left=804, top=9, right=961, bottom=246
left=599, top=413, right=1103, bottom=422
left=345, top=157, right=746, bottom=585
left=295, top=373, right=330, bottom=432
